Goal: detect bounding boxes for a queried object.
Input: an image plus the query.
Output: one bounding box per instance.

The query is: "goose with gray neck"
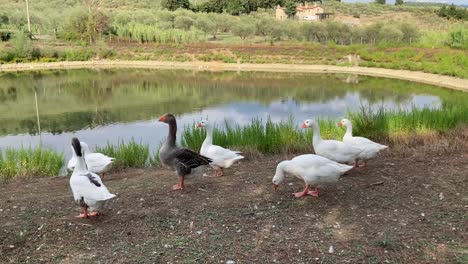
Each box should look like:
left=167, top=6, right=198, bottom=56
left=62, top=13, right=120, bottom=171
left=69, top=137, right=116, bottom=218
left=158, top=114, right=212, bottom=190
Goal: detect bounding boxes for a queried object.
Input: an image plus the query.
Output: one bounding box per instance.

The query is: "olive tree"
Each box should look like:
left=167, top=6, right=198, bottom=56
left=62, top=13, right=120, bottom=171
left=232, top=17, right=255, bottom=40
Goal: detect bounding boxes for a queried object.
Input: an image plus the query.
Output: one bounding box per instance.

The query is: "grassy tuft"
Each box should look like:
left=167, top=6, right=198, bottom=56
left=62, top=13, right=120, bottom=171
left=96, top=139, right=150, bottom=170
left=0, top=146, right=64, bottom=182
left=181, top=105, right=468, bottom=154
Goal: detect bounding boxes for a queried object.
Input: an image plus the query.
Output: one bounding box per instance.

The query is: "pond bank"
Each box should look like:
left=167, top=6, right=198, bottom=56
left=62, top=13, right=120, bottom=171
left=1, top=60, right=467, bottom=92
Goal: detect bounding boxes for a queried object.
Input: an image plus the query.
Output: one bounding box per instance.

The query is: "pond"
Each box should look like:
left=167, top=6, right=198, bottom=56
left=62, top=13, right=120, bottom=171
left=0, top=68, right=466, bottom=158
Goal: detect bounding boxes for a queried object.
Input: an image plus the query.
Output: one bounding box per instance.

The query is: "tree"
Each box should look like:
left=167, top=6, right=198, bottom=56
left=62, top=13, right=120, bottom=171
left=161, top=0, right=190, bottom=11
left=226, top=0, right=248, bottom=15
left=195, top=16, right=216, bottom=38
left=375, top=0, right=385, bottom=4
left=174, top=16, right=194, bottom=30
left=285, top=0, right=297, bottom=18
left=399, top=22, right=419, bottom=43
left=159, top=11, right=177, bottom=29
left=378, top=24, right=403, bottom=43
left=395, top=0, right=403, bottom=5
left=232, top=18, right=255, bottom=39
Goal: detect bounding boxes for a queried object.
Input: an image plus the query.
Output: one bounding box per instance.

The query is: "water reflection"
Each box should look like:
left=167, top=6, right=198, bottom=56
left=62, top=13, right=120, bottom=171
left=0, top=68, right=465, bottom=157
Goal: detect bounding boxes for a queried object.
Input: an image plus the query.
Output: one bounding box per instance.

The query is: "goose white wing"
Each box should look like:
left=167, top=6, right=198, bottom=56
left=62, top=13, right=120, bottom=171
left=85, top=153, right=114, bottom=173
left=345, top=136, right=387, bottom=149
left=316, top=140, right=362, bottom=160
left=206, top=145, right=244, bottom=167
left=70, top=172, right=115, bottom=202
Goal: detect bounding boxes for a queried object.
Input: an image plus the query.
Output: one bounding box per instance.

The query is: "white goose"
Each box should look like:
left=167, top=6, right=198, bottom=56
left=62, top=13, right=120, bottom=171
left=68, top=141, right=114, bottom=176
left=69, top=137, right=116, bottom=218
left=302, top=119, right=362, bottom=166
left=197, top=119, right=244, bottom=176
left=272, top=154, right=353, bottom=197
left=338, top=118, right=388, bottom=167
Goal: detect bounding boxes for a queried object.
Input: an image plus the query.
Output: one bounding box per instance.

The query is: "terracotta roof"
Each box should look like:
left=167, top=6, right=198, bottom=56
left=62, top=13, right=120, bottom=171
left=297, top=6, right=321, bottom=11
left=276, top=5, right=322, bottom=11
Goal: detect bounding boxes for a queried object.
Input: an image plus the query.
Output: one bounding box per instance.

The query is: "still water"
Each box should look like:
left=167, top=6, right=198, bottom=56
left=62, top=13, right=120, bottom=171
left=0, top=68, right=464, bottom=158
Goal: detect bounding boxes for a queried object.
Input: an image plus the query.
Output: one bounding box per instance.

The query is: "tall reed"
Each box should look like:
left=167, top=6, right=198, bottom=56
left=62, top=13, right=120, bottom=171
left=96, top=139, right=150, bottom=170
left=181, top=105, right=468, bottom=154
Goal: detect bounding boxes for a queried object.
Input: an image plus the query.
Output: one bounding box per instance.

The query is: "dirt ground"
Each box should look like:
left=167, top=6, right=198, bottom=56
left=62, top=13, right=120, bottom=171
left=1, top=133, right=468, bottom=263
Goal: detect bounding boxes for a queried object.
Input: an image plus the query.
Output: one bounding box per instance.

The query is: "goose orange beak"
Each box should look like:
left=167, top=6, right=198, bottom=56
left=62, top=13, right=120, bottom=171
left=301, top=123, right=307, bottom=129
left=158, top=115, right=166, bottom=122
left=273, top=184, right=278, bottom=191
left=197, top=123, right=203, bottom=128
left=337, top=122, right=342, bottom=127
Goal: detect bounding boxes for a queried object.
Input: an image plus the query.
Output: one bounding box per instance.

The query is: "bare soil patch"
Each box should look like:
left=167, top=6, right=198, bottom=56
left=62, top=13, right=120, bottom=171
left=1, top=134, right=467, bottom=263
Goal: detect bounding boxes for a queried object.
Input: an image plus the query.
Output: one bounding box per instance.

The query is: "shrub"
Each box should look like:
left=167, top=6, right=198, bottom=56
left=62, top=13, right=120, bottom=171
left=96, top=139, right=150, bottom=170
left=446, top=26, right=468, bottom=49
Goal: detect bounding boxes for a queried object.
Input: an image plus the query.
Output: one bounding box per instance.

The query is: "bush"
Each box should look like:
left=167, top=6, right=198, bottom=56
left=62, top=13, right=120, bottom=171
left=0, top=30, right=12, bottom=41
left=31, top=47, right=41, bottom=60
left=446, top=26, right=468, bottom=49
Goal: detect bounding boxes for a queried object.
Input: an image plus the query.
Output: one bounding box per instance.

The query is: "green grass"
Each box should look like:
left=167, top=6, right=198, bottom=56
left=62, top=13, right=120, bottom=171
left=0, top=146, right=64, bottom=182
left=1, top=104, right=467, bottom=180
left=181, top=105, right=468, bottom=154
left=95, top=139, right=150, bottom=170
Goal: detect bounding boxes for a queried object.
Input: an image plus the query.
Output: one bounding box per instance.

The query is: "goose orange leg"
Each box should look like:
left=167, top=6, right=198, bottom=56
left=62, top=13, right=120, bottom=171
left=76, top=207, right=89, bottom=218
left=307, top=187, right=320, bottom=197
left=172, top=176, right=185, bottom=190
left=354, top=159, right=359, bottom=168
left=293, top=184, right=309, bottom=197
left=219, top=168, right=224, bottom=176
left=88, top=211, right=101, bottom=217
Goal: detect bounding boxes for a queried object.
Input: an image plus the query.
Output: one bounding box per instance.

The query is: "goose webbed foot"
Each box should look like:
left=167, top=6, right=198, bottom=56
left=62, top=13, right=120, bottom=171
left=87, top=211, right=101, bottom=217
left=172, top=176, right=185, bottom=190
left=353, top=160, right=359, bottom=168
left=76, top=207, right=89, bottom=218
left=293, top=184, right=309, bottom=198
left=307, top=187, right=320, bottom=197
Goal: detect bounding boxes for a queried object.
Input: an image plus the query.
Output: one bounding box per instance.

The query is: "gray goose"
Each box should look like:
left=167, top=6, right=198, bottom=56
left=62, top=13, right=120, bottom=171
left=158, top=114, right=212, bottom=190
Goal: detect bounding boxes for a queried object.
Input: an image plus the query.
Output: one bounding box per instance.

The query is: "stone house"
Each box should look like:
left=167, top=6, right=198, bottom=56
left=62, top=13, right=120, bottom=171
left=276, top=3, right=325, bottom=21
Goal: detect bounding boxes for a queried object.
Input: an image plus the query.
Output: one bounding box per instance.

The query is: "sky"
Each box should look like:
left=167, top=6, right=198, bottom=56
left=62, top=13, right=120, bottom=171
left=343, top=0, right=468, bottom=5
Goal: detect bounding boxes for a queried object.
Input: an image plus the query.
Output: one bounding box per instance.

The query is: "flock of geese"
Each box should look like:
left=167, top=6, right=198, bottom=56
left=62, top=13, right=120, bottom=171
left=69, top=113, right=387, bottom=218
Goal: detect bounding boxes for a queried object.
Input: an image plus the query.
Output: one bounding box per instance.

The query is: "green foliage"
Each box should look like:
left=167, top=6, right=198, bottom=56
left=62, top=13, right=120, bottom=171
left=438, top=4, right=468, bottom=21
left=12, top=31, right=32, bottom=59
left=446, top=26, right=468, bottom=49
left=115, top=23, right=200, bottom=43
left=96, top=139, right=150, bottom=170
left=395, top=0, right=403, bottom=5
left=181, top=104, right=468, bottom=154
left=162, top=0, right=190, bottom=11
left=285, top=0, right=297, bottom=18
left=375, top=0, right=386, bottom=5
left=232, top=17, right=255, bottom=39
left=0, top=146, right=64, bottom=182
left=0, top=30, right=12, bottom=41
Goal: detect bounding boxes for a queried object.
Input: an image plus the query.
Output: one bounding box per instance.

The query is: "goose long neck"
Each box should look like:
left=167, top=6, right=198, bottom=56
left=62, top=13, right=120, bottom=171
left=203, top=125, right=214, bottom=145
left=74, top=155, right=88, bottom=172
left=167, top=120, right=177, bottom=147
left=311, top=122, right=322, bottom=144
left=345, top=123, right=353, bottom=138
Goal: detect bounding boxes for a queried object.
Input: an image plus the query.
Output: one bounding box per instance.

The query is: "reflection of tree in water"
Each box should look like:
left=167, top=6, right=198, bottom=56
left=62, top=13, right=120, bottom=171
left=0, top=69, right=466, bottom=136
